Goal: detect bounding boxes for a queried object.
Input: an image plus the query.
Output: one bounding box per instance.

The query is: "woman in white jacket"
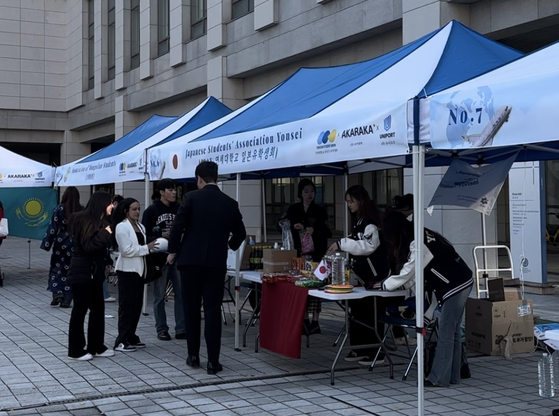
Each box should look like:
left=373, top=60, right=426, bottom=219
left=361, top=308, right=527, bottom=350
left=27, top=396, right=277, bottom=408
left=112, top=198, right=157, bottom=352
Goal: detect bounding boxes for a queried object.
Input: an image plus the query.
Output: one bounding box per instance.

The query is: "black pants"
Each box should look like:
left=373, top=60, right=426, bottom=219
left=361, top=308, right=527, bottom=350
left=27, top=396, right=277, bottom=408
left=115, top=271, right=144, bottom=347
left=349, top=295, right=405, bottom=358
left=68, top=280, right=105, bottom=357
left=180, top=265, right=225, bottom=364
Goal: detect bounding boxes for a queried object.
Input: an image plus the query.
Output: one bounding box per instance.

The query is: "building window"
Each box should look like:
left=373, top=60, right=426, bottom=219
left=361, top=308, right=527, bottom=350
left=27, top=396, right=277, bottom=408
left=108, top=0, right=116, bottom=79
left=157, top=0, right=170, bottom=56
left=88, top=0, right=95, bottom=89
left=130, top=0, right=140, bottom=69
left=191, top=0, right=207, bottom=39
left=232, top=0, right=254, bottom=20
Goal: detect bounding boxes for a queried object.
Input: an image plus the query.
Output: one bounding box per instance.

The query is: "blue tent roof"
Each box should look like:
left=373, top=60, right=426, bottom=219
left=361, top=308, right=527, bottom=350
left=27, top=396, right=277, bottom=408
left=81, top=115, right=178, bottom=163
left=191, top=21, right=522, bottom=145
left=153, top=97, right=232, bottom=146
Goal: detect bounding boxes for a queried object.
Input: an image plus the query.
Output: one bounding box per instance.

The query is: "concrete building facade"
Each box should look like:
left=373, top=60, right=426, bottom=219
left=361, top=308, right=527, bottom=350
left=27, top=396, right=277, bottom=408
left=1, top=0, right=559, bottom=274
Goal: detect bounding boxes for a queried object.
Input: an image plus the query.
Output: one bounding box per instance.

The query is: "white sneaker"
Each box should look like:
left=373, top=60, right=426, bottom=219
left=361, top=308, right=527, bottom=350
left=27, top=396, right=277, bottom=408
left=105, top=314, right=114, bottom=318
left=95, top=349, right=115, bottom=357
left=68, top=353, right=93, bottom=361
left=115, top=343, right=136, bottom=352
left=344, top=350, right=367, bottom=362
left=104, top=296, right=116, bottom=302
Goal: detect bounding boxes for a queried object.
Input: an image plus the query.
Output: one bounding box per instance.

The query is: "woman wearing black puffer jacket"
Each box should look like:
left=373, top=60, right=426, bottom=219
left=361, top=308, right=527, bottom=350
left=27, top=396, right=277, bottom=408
left=66, top=191, right=115, bottom=361
left=327, top=185, right=395, bottom=366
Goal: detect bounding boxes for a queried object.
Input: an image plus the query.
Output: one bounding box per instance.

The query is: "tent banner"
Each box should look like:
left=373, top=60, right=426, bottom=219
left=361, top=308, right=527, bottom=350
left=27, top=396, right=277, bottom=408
left=0, top=146, right=54, bottom=187
left=55, top=151, right=146, bottom=187
left=0, top=187, right=58, bottom=240
left=149, top=103, right=409, bottom=179
left=428, top=71, right=559, bottom=149
left=428, top=153, right=517, bottom=215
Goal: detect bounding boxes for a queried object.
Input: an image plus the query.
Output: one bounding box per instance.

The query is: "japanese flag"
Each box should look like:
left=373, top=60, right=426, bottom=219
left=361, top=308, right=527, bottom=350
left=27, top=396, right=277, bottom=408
left=313, top=259, right=330, bottom=281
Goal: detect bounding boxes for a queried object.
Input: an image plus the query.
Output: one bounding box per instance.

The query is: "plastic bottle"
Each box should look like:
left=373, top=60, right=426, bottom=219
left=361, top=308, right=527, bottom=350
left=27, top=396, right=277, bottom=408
left=332, top=252, right=345, bottom=285
left=552, top=350, right=559, bottom=391
left=249, top=236, right=255, bottom=246
left=538, top=352, right=555, bottom=398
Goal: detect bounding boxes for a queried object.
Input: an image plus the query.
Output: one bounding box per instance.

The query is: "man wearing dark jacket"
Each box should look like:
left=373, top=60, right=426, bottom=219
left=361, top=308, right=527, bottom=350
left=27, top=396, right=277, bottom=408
left=167, top=161, right=246, bottom=375
left=141, top=178, right=185, bottom=341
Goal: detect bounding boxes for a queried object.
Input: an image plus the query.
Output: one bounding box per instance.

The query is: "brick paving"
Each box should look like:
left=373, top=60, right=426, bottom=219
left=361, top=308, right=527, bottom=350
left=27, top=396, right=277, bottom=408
left=0, top=237, right=558, bottom=416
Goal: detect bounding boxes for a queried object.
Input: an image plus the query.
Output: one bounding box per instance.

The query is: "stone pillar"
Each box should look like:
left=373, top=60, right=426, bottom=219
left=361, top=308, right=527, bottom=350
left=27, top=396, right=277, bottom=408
left=254, top=0, right=278, bottom=31
left=94, top=0, right=107, bottom=99
left=60, top=130, right=90, bottom=203
left=140, top=0, right=156, bottom=80
left=207, top=0, right=229, bottom=51
left=115, top=0, right=129, bottom=90
left=207, top=56, right=245, bottom=110
left=170, top=0, right=188, bottom=67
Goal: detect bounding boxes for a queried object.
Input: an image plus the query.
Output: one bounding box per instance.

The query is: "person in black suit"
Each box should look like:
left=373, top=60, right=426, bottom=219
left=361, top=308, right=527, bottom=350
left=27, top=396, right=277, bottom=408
left=167, top=161, right=246, bottom=375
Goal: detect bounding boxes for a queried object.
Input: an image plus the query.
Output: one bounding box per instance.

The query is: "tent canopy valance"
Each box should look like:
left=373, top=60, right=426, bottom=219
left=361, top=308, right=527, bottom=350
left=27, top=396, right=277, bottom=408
left=55, top=97, right=231, bottom=186
left=148, top=20, right=522, bottom=180
left=0, top=146, right=54, bottom=187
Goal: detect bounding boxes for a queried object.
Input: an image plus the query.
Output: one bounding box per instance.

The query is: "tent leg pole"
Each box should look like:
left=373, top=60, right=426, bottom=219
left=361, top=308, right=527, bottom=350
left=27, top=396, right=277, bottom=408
left=142, top=164, right=150, bottom=316
left=235, top=173, right=241, bottom=351
left=413, top=144, right=425, bottom=416
left=262, top=177, right=267, bottom=242
left=28, top=240, right=31, bottom=269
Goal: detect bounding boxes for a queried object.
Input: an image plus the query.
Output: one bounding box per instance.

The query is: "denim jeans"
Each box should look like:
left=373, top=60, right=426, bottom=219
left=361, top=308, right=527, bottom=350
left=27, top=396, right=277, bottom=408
left=426, top=284, right=472, bottom=387
left=103, top=281, right=110, bottom=300
left=152, top=262, right=185, bottom=335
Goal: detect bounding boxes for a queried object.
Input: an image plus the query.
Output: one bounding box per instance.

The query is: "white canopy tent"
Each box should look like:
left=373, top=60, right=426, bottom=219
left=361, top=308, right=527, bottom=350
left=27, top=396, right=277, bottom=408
left=0, top=146, right=54, bottom=187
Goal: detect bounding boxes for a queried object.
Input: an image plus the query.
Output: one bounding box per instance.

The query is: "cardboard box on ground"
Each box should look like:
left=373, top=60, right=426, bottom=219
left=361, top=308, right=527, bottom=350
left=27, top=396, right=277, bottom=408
left=465, top=278, right=534, bottom=356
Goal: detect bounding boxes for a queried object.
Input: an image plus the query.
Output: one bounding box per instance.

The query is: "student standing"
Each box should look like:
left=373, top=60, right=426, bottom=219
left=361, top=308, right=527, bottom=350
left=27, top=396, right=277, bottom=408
left=327, top=185, right=392, bottom=366
left=41, top=186, right=82, bottom=308
left=141, top=179, right=185, bottom=341
left=167, top=161, right=246, bottom=375
left=66, top=191, right=115, bottom=361
left=113, top=198, right=157, bottom=352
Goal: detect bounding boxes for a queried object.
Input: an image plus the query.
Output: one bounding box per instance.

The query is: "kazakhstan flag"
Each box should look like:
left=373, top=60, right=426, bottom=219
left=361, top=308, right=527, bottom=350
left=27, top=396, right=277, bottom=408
left=0, top=188, right=58, bottom=240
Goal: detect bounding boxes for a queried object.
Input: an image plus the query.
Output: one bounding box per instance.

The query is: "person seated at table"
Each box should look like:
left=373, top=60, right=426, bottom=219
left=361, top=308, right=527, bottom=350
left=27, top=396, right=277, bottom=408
left=327, top=185, right=393, bottom=366
left=280, top=178, right=331, bottom=335
left=377, top=211, right=474, bottom=387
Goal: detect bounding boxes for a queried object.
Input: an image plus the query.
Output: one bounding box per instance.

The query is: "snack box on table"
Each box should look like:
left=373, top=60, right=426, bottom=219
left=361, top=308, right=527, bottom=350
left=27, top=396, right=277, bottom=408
left=262, top=249, right=297, bottom=273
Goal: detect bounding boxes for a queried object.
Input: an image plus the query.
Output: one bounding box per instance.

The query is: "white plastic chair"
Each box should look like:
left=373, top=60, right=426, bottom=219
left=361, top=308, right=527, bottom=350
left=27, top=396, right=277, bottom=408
left=222, top=240, right=246, bottom=324
left=472, top=245, right=515, bottom=298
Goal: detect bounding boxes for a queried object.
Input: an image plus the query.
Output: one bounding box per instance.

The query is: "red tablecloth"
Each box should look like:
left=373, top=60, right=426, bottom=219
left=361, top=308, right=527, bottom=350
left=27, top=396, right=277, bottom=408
left=259, top=281, right=309, bottom=358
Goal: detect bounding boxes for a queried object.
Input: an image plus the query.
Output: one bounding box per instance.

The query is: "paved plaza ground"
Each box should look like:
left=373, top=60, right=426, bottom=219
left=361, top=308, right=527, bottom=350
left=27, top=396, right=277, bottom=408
left=1, top=236, right=558, bottom=416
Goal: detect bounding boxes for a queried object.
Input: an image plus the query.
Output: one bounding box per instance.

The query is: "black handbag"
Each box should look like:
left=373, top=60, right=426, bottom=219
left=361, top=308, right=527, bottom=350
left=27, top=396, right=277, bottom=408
left=144, top=254, right=164, bottom=284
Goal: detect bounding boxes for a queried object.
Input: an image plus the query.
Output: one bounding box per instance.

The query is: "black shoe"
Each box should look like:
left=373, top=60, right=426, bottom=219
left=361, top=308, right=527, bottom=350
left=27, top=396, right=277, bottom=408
left=186, top=355, right=200, bottom=368
left=207, top=361, right=223, bottom=375
left=175, top=333, right=187, bottom=340
left=50, top=294, right=62, bottom=307
left=424, top=379, right=440, bottom=388
left=309, top=321, right=321, bottom=335
left=60, top=301, right=71, bottom=308
left=157, top=331, right=171, bottom=341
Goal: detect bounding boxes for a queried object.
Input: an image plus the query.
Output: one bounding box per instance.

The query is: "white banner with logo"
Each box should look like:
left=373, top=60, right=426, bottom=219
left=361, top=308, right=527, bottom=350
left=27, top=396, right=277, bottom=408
left=428, top=71, right=559, bottom=149
left=428, top=153, right=516, bottom=215
left=148, top=104, right=409, bottom=180
left=56, top=152, right=145, bottom=187
left=0, top=146, right=54, bottom=187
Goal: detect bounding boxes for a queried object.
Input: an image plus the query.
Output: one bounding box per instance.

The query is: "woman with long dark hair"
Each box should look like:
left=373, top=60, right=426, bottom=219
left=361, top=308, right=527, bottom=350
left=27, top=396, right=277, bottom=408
left=112, top=198, right=157, bottom=352
left=66, top=191, right=115, bottom=361
left=380, top=211, right=473, bottom=387
left=41, top=186, right=83, bottom=307
left=282, top=178, right=331, bottom=334
left=327, top=185, right=392, bottom=366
